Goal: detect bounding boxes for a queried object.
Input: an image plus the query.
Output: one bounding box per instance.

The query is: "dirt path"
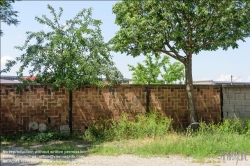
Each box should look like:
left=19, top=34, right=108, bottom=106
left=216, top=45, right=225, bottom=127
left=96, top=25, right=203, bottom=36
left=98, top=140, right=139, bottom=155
left=1, top=153, right=250, bottom=166
left=1, top=145, right=249, bottom=166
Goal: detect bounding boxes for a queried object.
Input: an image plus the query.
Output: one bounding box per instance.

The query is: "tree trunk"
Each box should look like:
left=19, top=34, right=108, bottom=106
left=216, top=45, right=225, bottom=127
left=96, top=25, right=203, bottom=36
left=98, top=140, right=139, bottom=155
left=68, top=90, right=73, bottom=135
left=185, top=54, right=198, bottom=123
left=146, top=85, right=150, bottom=113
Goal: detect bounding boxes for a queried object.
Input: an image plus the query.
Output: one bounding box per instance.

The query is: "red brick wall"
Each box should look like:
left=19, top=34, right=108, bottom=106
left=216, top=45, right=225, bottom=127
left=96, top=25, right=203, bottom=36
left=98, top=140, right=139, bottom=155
left=0, top=84, right=221, bottom=135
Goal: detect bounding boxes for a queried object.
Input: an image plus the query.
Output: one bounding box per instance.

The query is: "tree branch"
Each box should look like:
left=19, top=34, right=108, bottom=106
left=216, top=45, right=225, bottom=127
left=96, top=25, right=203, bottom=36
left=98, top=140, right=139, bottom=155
left=164, top=41, right=185, bottom=63
left=157, top=47, right=185, bottom=64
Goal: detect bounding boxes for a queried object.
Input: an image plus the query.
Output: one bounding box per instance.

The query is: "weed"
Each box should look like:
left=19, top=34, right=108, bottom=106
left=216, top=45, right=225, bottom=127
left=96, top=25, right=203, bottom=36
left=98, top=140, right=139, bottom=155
left=89, top=132, right=250, bottom=159
left=185, top=118, right=250, bottom=137
left=1, top=132, right=73, bottom=145
left=84, top=108, right=173, bottom=142
left=1, top=113, right=250, bottom=160
left=87, top=118, right=250, bottom=159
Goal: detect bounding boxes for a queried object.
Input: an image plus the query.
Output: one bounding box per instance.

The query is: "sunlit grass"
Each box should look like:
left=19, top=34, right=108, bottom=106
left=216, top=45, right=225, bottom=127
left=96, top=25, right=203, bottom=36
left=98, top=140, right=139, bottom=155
left=1, top=110, right=250, bottom=160
left=89, top=132, right=250, bottom=159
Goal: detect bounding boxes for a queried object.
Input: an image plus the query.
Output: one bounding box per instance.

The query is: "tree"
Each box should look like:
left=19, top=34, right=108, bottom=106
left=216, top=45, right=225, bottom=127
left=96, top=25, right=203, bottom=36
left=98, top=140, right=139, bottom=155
left=1, top=5, right=123, bottom=135
left=162, top=60, right=185, bottom=84
left=0, top=0, right=20, bottom=36
left=128, top=54, right=184, bottom=84
left=110, top=0, right=250, bottom=123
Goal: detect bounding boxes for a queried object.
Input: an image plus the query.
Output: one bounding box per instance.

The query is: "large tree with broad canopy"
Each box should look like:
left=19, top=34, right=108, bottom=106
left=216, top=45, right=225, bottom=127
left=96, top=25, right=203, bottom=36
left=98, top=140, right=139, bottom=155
left=110, top=0, right=250, bottom=123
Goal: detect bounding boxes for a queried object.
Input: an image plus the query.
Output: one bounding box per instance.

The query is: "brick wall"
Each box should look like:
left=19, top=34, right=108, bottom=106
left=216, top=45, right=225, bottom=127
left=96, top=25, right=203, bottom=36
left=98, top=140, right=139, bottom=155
left=0, top=84, right=221, bottom=135
left=222, top=85, right=250, bottom=118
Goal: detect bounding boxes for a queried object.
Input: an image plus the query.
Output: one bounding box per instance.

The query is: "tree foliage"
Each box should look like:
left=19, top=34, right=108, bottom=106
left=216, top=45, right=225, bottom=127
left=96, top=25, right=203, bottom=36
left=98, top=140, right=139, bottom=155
left=1, top=5, right=123, bottom=90
left=110, top=0, right=250, bottom=123
left=0, top=0, right=20, bottom=36
left=161, top=60, right=185, bottom=85
left=128, top=54, right=184, bottom=84
left=111, top=1, right=250, bottom=57
left=1, top=4, right=123, bottom=135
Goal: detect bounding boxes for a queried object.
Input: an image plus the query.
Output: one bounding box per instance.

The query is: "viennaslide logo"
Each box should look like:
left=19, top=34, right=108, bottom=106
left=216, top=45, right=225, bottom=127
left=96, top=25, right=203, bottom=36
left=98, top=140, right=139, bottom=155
left=220, top=152, right=247, bottom=165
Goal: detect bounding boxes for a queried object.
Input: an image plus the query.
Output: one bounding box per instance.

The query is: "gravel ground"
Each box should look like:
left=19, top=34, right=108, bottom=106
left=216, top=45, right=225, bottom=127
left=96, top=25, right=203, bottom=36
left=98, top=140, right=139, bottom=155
left=2, top=151, right=249, bottom=166
left=1, top=145, right=249, bottom=166
left=71, top=154, right=250, bottom=166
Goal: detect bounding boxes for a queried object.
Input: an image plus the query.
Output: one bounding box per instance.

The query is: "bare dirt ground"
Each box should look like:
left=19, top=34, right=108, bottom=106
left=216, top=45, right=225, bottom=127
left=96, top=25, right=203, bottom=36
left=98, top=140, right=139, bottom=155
left=1, top=144, right=249, bottom=166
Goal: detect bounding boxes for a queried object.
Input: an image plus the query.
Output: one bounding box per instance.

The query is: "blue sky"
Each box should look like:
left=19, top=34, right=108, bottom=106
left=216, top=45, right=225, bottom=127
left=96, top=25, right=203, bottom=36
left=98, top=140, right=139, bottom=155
left=1, top=1, right=250, bottom=82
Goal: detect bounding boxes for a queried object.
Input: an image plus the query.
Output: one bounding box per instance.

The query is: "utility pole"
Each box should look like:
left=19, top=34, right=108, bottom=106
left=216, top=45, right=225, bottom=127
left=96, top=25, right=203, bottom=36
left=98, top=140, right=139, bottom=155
left=231, top=75, right=241, bottom=85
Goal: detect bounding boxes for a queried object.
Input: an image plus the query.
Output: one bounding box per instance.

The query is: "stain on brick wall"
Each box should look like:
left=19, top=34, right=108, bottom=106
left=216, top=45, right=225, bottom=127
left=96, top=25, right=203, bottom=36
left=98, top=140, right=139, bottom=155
left=0, top=84, right=221, bottom=135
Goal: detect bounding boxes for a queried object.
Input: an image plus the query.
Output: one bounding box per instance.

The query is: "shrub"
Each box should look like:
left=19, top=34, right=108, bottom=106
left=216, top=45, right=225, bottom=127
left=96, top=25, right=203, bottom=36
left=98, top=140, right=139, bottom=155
left=1, top=132, right=72, bottom=144
left=84, top=108, right=173, bottom=142
left=186, top=118, right=250, bottom=136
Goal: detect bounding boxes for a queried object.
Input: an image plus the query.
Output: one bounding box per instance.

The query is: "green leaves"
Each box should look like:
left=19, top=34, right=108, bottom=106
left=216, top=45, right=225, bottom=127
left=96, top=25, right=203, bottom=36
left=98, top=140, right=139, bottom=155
left=162, top=61, right=185, bottom=84
left=128, top=54, right=184, bottom=85
left=0, top=0, right=19, bottom=36
left=1, top=5, right=123, bottom=91
left=111, top=0, right=250, bottom=57
left=110, top=0, right=250, bottom=122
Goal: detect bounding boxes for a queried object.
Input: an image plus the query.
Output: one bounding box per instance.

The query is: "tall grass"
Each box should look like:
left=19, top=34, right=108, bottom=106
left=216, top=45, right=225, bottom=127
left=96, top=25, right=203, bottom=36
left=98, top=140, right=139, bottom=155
left=86, top=116, right=250, bottom=159
left=84, top=109, right=173, bottom=142
left=2, top=110, right=250, bottom=160
left=90, top=133, right=250, bottom=159
left=187, top=118, right=250, bottom=136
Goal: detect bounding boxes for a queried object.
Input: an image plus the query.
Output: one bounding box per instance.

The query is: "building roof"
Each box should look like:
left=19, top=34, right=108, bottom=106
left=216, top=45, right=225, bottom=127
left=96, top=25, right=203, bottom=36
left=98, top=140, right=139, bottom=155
left=0, top=75, right=19, bottom=80
left=1, top=75, right=250, bottom=85
left=193, top=80, right=250, bottom=85
left=0, top=79, right=21, bottom=84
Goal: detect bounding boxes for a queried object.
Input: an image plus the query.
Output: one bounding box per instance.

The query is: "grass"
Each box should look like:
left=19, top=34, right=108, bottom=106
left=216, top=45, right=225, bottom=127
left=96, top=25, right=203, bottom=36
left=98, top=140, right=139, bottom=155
left=84, top=111, right=250, bottom=160
left=84, top=108, right=173, bottom=142
left=88, top=132, right=250, bottom=160
left=1, top=110, right=250, bottom=161
left=0, top=131, right=79, bottom=146
left=38, top=141, right=89, bottom=156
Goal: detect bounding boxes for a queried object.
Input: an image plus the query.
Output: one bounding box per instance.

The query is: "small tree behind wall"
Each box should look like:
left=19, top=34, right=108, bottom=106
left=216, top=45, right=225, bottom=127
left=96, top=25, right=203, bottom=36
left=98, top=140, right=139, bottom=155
left=128, top=53, right=184, bottom=113
left=128, top=54, right=184, bottom=85
left=1, top=5, right=123, bottom=135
